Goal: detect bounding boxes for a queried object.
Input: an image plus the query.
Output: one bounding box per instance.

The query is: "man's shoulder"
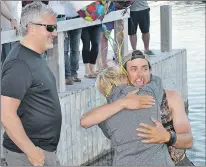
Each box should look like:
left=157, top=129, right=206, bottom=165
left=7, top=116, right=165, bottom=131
left=2, top=57, right=30, bottom=74
left=3, top=43, right=36, bottom=71
left=8, top=42, right=39, bottom=61
left=5, top=43, right=24, bottom=61
left=165, top=89, right=183, bottom=108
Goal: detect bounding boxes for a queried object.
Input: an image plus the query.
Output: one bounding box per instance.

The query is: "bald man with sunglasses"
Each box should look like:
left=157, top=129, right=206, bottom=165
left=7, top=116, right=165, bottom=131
left=1, top=2, right=61, bottom=166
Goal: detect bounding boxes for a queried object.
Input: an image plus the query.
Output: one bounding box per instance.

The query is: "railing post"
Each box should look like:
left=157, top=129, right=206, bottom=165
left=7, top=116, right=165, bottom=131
left=122, top=17, right=128, bottom=57
left=1, top=9, right=130, bottom=92
left=160, top=5, right=172, bottom=52
left=114, top=17, right=128, bottom=61
left=47, top=32, right=65, bottom=92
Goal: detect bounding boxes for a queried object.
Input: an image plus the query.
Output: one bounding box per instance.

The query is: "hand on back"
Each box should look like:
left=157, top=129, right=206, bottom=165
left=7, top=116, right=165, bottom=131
left=121, top=93, right=155, bottom=110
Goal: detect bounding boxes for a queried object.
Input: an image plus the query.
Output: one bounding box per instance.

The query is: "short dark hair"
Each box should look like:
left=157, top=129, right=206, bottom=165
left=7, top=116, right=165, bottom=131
left=123, top=50, right=151, bottom=70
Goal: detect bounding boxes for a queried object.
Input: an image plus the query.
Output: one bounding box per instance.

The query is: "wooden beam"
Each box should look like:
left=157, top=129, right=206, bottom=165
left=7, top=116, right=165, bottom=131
left=1, top=9, right=130, bottom=92
left=160, top=5, right=172, bottom=52
left=47, top=32, right=65, bottom=92
left=57, top=9, right=130, bottom=32
left=114, top=16, right=128, bottom=65
left=1, top=9, right=130, bottom=44
left=1, top=29, right=22, bottom=44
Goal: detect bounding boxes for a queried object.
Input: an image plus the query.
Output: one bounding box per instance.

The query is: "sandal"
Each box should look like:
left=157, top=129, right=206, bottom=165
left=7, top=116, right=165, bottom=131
left=84, top=73, right=97, bottom=78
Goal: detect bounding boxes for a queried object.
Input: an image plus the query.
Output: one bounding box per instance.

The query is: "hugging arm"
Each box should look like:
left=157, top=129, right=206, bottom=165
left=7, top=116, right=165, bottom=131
left=80, top=94, right=154, bottom=128
left=137, top=91, right=193, bottom=149
left=80, top=99, right=126, bottom=128
left=80, top=75, right=162, bottom=129
left=168, top=91, right=193, bottom=148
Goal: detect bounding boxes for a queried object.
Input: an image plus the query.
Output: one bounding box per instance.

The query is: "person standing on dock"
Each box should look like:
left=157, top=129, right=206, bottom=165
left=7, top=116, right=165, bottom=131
left=96, top=1, right=116, bottom=72
left=49, top=1, right=66, bottom=22
left=63, top=1, right=82, bottom=85
left=128, top=0, right=154, bottom=56
left=1, top=2, right=62, bottom=166
left=81, top=24, right=101, bottom=78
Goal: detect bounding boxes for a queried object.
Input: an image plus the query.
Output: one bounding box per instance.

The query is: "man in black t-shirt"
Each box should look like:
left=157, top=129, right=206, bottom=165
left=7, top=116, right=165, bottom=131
left=1, top=2, right=61, bottom=166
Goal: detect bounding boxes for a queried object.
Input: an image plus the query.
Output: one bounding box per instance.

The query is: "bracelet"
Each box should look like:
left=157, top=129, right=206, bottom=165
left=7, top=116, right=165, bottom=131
left=166, top=130, right=177, bottom=146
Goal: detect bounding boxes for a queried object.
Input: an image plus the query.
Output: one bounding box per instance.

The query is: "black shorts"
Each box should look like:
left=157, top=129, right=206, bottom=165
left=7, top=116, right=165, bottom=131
left=128, top=8, right=150, bottom=35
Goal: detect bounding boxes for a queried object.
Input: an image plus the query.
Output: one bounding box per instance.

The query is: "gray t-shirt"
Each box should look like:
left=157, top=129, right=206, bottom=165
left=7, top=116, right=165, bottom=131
left=1, top=42, right=62, bottom=153
left=98, top=75, right=174, bottom=166
left=130, top=0, right=149, bottom=11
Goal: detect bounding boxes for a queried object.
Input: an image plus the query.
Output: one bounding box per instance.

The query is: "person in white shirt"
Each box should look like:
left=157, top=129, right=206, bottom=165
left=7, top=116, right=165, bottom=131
left=49, top=1, right=82, bottom=85
left=48, top=1, right=66, bottom=22
left=63, top=1, right=82, bottom=85
left=1, top=1, right=21, bottom=63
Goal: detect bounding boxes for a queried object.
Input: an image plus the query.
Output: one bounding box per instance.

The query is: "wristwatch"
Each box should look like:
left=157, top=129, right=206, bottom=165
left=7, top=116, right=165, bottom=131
left=166, top=130, right=177, bottom=146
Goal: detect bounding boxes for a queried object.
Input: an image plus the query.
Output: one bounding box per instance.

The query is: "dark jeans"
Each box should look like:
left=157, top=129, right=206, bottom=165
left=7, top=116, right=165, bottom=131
left=64, top=28, right=82, bottom=78
left=81, top=25, right=101, bottom=64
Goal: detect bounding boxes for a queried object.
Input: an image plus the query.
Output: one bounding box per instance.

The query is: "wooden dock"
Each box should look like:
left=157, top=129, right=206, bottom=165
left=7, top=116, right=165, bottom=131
left=1, top=5, right=189, bottom=166
left=56, top=49, right=188, bottom=166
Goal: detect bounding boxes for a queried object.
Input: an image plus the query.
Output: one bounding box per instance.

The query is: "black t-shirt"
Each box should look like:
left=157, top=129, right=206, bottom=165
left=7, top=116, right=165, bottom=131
left=1, top=42, right=62, bottom=153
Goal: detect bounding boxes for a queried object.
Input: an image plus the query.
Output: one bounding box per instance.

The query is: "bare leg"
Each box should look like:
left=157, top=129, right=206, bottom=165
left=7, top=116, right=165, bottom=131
left=89, top=64, right=96, bottom=74
left=97, top=31, right=110, bottom=70
left=142, top=32, right=150, bottom=52
left=84, top=63, right=96, bottom=78
left=85, top=63, right=91, bottom=75
left=129, top=34, right=137, bottom=50
left=96, top=47, right=101, bottom=71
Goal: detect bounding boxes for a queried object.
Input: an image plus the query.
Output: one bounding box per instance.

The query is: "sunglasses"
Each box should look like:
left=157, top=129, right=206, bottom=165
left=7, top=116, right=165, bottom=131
left=30, top=23, right=57, bottom=32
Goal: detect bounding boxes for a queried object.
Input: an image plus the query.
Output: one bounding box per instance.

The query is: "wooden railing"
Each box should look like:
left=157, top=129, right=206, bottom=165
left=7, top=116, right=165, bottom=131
left=1, top=6, right=179, bottom=166
left=1, top=5, right=174, bottom=91
left=1, top=9, right=130, bottom=92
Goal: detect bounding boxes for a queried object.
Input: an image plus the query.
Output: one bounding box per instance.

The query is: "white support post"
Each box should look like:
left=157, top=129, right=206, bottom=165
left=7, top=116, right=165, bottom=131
left=114, top=18, right=128, bottom=65
left=160, top=5, right=172, bottom=52
left=47, top=32, right=65, bottom=92
left=122, top=17, right=128, bottom=57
